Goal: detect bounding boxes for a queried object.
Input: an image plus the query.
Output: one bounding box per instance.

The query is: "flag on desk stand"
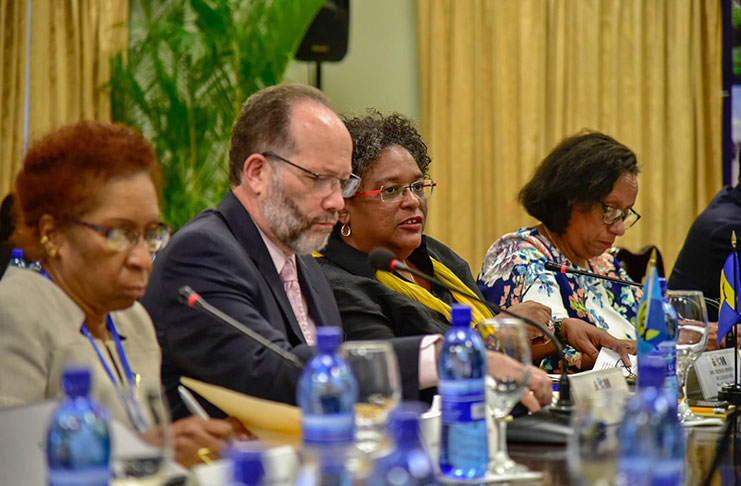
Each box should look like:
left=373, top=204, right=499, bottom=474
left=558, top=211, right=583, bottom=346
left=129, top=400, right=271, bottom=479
left=718, top=231, right=741, bottom=348
left=636, top=252, right=667, bottom=358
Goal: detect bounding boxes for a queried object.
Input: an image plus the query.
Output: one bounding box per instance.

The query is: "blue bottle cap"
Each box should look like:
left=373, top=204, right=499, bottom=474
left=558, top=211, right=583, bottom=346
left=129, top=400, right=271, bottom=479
left=228, top=441, right=265, bottom=485
left=638, top=355, right=665, bottom=389
left=10, top=248, right=23, bottom=259
left=450, top=304, right=472, bottom=327
left=390, top=401, right=426, bottom=439
left=658, top=277, right=667, bottom=296
left=316, top=326, right=342, bottom=352
left=62, top=367, right=92, bottom=397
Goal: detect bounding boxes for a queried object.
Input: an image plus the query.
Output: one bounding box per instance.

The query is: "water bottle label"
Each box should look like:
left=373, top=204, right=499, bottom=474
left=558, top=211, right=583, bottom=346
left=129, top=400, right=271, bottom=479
left=302, top=412, right=354, bottom=445
left=49, top=467, right=109, bottom=486
left=439, top=378, right=486, bottom=423
left=651, top=459, right=683, bottom=486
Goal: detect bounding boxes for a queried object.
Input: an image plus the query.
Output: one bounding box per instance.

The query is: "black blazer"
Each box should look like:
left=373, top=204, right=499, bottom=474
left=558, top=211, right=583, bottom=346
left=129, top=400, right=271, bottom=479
left=142, top=192, right=421, bottom=419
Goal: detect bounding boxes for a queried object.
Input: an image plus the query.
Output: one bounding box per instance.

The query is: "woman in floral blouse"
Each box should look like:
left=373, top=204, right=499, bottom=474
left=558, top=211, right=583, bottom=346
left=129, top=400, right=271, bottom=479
left=478, top=131, right=639, bottom=372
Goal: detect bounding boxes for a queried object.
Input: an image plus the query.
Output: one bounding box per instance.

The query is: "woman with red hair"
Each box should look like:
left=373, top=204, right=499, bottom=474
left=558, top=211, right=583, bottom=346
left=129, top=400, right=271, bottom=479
left=0, top=121, right=232, bottom=467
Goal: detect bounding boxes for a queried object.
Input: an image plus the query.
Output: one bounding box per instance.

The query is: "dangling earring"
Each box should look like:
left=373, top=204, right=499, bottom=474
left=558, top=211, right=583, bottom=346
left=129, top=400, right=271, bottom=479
left=340, top=224, right=352, bottom=237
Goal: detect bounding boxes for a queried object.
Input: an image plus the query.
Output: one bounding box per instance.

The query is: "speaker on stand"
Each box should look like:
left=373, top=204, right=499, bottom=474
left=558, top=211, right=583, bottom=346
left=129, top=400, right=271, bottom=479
left=295, top=0, right=350, bottom=90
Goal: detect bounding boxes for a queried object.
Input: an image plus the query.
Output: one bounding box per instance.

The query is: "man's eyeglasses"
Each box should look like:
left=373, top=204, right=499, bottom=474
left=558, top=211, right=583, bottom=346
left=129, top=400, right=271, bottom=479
left=68, top=218, right=171, bottom=253
left=262, top=152, right=361, bottom=198
left=353, top=176, right=437, bottom=202
left=600, top=202, right=641, bottom=229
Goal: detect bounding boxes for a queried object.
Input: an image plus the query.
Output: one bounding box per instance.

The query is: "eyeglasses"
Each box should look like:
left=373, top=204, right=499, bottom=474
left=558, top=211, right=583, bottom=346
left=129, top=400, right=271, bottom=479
left=262, top=152, right=361, bottom=198
left=68, top=218, right=171, bottom=253
left=353, top=176, right=437, bottom=202
left=600, top=202, right=641, bottom=229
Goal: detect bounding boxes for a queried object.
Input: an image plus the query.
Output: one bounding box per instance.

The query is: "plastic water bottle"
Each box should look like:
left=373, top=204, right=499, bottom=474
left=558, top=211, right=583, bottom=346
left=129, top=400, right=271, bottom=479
left=227, top=441, right=265, bottom=486
left=651, top=382, right=684, bottom=485
left=296, top=326, right=358, bottom=486
left=617, top=356, right=684, bottom=486
left=657, top=277, right=679, bottom=404
left=618, top=357, right=662, bottom=486
left=9, top=248, right=26, bottom=268
left=28, top=260, right=43, bottom=271
left=47, top=367, right=111, bottom=486
left=438, top=304, right=488, bottom=480
left=368, top=402, right=439, bottom=486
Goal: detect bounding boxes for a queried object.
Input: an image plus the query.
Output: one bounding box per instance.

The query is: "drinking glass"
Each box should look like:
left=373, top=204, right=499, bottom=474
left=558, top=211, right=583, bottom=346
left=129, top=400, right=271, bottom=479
left=339, top=341, right=401, bottom=454
left=476, top=318, right=535, bottom=477
left=666, top=290, right=709, bottom=423
left=112, top=387, right=173, bottom=486
left=567, top=392, right=626, bottom=486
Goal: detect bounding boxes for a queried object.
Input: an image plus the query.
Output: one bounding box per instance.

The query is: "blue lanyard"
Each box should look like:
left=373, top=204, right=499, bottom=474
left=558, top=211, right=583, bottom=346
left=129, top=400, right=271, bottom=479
left=80, top=316, right=149, bottom=432
left=41, top=270, right=149, bottom=432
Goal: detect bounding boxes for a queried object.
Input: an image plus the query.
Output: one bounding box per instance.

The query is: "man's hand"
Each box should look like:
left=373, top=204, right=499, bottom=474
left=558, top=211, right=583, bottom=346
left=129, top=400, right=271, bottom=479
left=561, top=318, right=635, bottom=370
left=486, top=351, right=553, bottom=413
left=501, top=301, right=552, bottom=342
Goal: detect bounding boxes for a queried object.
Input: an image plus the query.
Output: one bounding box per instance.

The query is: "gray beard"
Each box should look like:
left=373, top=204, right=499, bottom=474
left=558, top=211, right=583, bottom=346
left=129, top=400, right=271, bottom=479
left=260, top=173, right=337, bottom=255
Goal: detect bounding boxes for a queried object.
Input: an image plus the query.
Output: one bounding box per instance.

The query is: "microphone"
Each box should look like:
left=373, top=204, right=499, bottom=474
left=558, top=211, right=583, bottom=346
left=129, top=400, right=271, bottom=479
left=543, top=260, right=721, bottom=310
left=177, top=286, right=304, bottom=369
left=544, top=261, right=642, bottom=288
left=368, top=247, right=574, bottom=414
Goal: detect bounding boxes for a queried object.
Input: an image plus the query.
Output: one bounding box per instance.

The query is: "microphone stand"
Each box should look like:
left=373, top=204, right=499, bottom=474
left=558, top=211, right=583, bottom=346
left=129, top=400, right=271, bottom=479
left=177, top=286, right=305, bottom=369
left=544, top=260, right=721, bottom=311
left=369, top=249, right=574, bottom=415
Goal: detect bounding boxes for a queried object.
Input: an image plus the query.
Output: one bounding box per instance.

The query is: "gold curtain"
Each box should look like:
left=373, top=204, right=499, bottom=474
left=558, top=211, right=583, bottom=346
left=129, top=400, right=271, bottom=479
left=0, top=0, right=128, bottom=197
left=417, top=0, right=722, bottom=275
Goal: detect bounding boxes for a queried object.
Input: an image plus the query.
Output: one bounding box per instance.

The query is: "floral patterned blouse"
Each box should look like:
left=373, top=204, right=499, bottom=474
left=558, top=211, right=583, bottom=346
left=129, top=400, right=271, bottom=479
left=477, top=227, right=642, bottom=372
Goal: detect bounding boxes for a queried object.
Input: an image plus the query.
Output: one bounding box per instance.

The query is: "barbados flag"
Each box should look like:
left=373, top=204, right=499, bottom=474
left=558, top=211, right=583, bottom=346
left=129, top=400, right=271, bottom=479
left=718, top=251, right=741, bottom=347
left=637, top=265, right=668, bottom=354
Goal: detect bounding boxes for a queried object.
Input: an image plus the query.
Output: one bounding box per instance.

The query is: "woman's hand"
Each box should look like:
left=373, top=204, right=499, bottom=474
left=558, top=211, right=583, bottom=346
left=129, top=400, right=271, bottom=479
left=170, top=416, right=234, bottom=468
left=501, top=301, right=552, bottom=341
left=561, top=318, right=635, bottom=370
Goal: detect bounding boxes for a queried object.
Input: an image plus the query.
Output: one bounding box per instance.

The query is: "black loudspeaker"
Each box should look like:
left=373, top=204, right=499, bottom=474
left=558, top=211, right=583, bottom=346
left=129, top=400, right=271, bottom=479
left=295, top=0, right=349, bottom=63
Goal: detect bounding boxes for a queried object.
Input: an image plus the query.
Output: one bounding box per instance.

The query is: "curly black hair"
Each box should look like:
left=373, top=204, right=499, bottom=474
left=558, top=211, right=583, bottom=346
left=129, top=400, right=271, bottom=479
left=519, top=131, right=639, bottom=234
left=342, top=109, right=431, bottom=178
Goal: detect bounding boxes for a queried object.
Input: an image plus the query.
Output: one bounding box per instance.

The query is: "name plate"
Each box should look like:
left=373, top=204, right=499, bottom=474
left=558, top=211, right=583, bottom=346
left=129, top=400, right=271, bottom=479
left=568, top=367, right=630, bottom=407
left=692, top=348, right=741, bottom=399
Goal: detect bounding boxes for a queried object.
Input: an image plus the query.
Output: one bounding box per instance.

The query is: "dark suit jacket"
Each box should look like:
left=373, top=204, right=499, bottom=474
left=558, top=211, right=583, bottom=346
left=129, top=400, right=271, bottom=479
left=142, top=192, right=421, bottom=419
left=669, top=185, right=741, bottom=321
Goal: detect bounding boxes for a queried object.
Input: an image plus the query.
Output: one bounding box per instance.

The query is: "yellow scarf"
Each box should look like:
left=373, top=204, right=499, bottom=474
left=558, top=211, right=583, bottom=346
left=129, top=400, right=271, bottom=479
left=313, top=251, right=494, bottom=327
left=374, top=257, right=494, bottom=327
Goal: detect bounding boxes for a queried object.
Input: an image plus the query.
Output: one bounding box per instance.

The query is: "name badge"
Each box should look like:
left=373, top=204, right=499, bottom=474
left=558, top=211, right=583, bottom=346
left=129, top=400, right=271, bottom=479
left=568, top=367, right=630, bottom=408
left=690, top=348, right=741, bottom=399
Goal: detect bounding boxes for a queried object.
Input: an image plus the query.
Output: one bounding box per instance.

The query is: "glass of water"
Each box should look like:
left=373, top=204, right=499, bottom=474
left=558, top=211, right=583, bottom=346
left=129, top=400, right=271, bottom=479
left=339, top=341, right=401, bottom=454
left=666, top=290, right=709, bottom=423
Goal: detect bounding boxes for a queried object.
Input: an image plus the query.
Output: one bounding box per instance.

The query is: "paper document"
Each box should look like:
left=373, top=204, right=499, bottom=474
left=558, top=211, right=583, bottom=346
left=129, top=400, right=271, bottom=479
left=181, top=377, right=301, bottom=446
left=593, top=347, right=637, bottom=377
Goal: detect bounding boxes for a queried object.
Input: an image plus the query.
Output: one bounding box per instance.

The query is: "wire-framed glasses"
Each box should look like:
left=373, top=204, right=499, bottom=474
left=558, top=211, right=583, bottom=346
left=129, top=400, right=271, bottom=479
left=68, top=218, right=171, bottom=253
left=262, top=152, right=361, bottom=198
left=600, top=202, right=641, bottom=229
left=353, top=176, right=437, bottom=202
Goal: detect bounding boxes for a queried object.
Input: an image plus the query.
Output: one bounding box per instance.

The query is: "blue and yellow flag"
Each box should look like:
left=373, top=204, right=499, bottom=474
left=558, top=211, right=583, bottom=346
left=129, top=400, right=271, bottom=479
left=718, top=251, right=741, bottom=347
left=637, top=264, right=668, bottom=354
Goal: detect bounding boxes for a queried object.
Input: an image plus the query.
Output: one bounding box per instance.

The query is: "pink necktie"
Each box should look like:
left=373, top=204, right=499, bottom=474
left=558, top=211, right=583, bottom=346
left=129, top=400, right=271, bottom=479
left=279, top=258, right=316, bottom=345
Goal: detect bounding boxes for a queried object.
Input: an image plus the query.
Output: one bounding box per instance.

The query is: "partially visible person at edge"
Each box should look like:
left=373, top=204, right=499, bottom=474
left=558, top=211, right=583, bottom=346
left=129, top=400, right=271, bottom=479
left=478, top=131, right=639, bottom=373
left=141, top=84, right=550, bottom=415
left=0, top=121, right=233, bottom=468
left=314, top=110, right=611, bottom=399
left=0, top=193, right=16, bottom=272
left=669, top=175, right=741, bottom=349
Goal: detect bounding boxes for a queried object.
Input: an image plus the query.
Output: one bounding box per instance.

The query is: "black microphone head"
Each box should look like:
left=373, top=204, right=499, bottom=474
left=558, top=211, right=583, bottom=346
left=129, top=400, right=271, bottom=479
left=178, top=286, right=197, bottom=306
left=544, top=261, right=563, bottom=272
left=368, top=247, right=397, bottom=271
